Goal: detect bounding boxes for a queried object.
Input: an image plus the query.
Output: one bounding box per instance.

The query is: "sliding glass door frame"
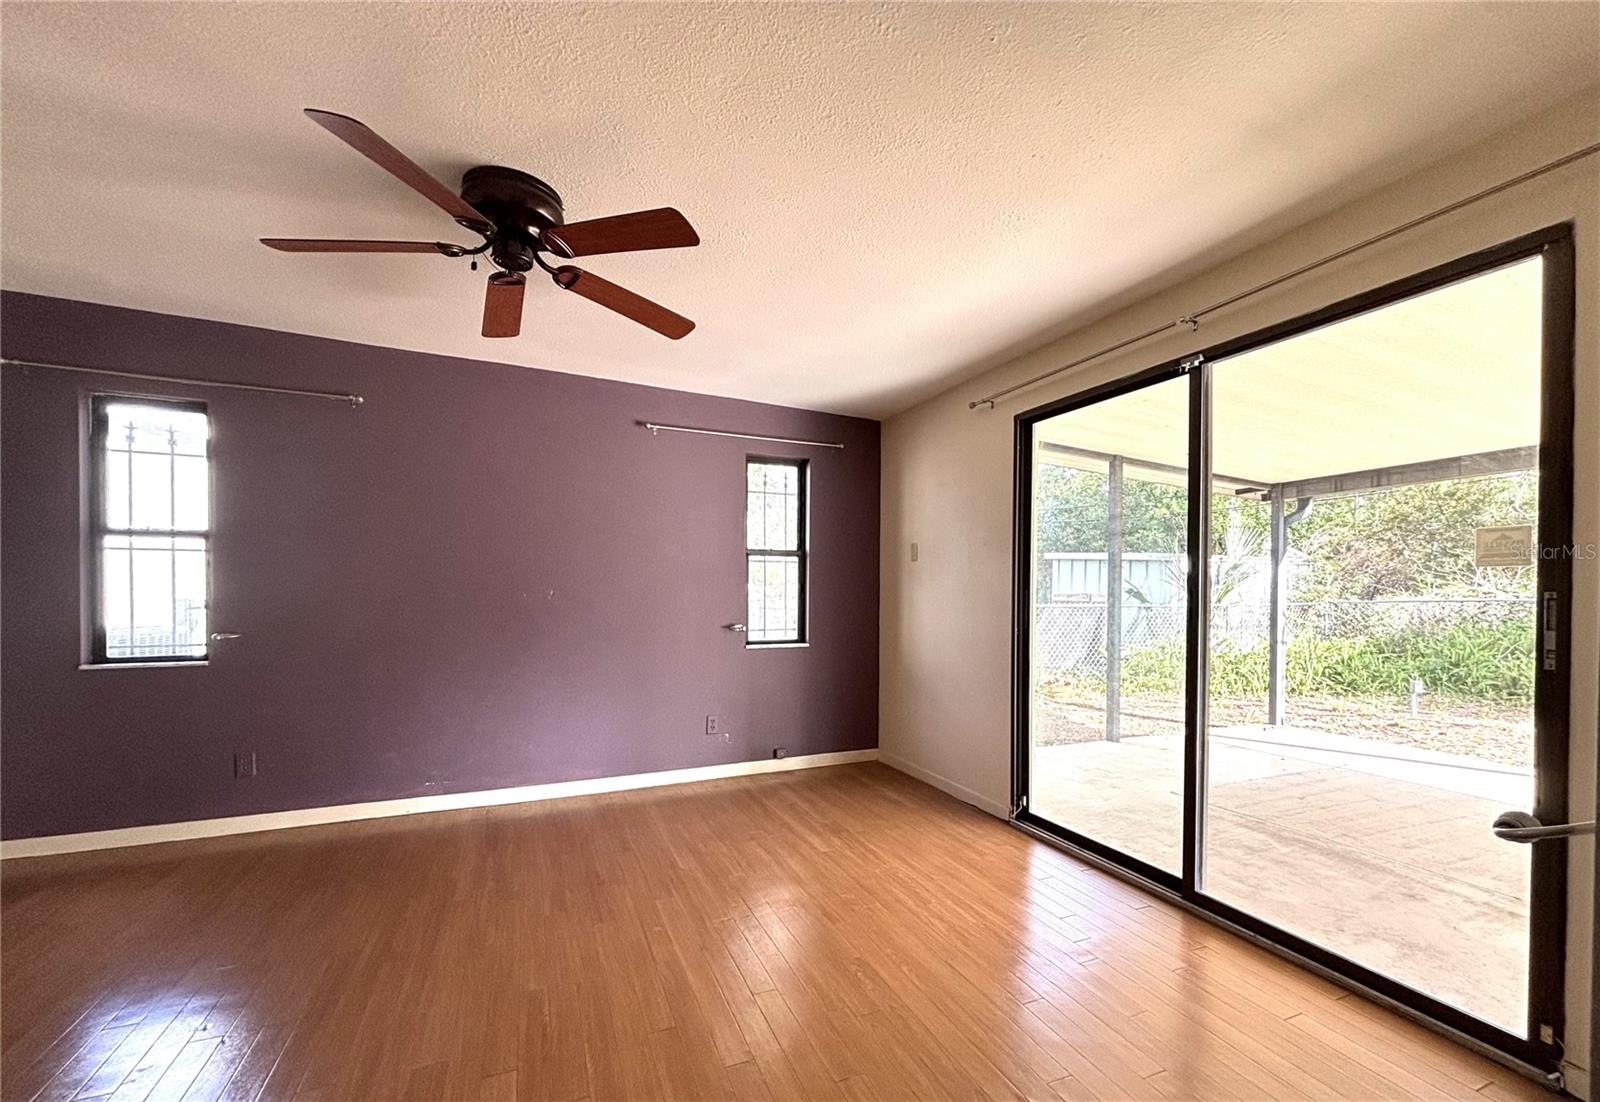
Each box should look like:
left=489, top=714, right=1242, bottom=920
left=1011, top=222, right=1575, bottom=1076
left=1012, top=360, right=1193, bottom=894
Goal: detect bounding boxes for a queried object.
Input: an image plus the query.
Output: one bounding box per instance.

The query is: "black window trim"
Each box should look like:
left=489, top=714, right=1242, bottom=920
left=744, top=455, right=808, bottom=646
left=89, top=393, right=212, bottom=666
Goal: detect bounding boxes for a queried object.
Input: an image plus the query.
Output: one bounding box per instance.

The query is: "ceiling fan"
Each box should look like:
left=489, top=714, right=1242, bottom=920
left=261, top=109, right=700, bottom=340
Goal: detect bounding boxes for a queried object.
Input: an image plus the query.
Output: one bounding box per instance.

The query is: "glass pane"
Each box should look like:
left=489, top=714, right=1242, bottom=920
left=747, top=554, right=800, bottom=642
left=102, top=537, right=132, bottom=637
left=745, top=461, right=800, bottom=551
left=173, top=543, right=208, bottom=654
left=102, top=401, right=209, bottom=534
left=765, top=497, right=789, bottom=550
left=1201, top=256, right=1542, bottom=1035
left=167, top=409, right=208, bottom=456
left=746, top=491, right=763, bottom=549
left=102, top=538, right=207, bottom=658
left=105, top=450, right=130, bottom=529
left=129, top=546, right=175, bottom=656
left=1027, top=375, right=1189, bottom=874
left=104, top=401, right=207, bottom=456
left=174, top=455, right=209, bottom=530
left=129, top=451, right=172, bottom=529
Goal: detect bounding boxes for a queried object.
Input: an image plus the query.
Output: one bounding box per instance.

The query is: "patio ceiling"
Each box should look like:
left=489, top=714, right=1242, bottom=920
left=1035, top=256, right=1543, bottom=488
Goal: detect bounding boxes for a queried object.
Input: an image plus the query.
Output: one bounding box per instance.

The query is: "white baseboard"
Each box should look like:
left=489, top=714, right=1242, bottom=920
left=0, top=748, right=879, bottom=860
left=877, top=751, right=1008, bottom=819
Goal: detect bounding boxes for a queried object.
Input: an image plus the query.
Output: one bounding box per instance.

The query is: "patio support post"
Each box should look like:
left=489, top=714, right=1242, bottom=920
left=1268, top=491, right=1287, bottom=725
left=1268, top=494, right=1312, bottom=724
left=1106, top=455, right=1124, bottom=742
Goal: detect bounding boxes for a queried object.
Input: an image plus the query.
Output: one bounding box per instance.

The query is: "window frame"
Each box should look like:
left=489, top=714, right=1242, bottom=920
left=744, top=455, right=809, bottom=646
left=89, top=394, right=212, bottom=666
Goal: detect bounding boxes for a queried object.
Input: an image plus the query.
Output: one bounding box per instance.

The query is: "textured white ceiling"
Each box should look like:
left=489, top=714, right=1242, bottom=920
left=2, top=3, right=1596, bottom=418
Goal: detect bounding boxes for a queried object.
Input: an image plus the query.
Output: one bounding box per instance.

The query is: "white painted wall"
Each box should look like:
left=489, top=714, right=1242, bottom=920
left=878, top=89, right=1600, bottom=1095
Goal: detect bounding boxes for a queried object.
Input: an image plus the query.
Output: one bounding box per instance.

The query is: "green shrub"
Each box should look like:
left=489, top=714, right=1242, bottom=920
left=1117, top=617, right=1534, bottom=704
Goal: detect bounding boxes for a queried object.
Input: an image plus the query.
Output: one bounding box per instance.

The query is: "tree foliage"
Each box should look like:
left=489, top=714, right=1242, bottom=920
left=1035, top=463, right=1537, bottom=601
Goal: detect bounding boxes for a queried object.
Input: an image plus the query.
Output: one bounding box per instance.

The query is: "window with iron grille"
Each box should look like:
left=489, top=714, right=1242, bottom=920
left=745, top=457, right=807, bottom=644
left=91, top=396, right=211, bottom=663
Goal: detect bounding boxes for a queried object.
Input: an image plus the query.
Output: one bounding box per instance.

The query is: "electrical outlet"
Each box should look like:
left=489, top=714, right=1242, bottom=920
left=772, top=747, right=788, bottom=759
left=233, top=751, right=257, bottom=779
left=705, top=714, right=719, bottom=736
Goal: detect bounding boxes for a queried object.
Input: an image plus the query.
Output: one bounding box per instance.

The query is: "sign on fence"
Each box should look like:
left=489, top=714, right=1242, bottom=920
left=1474, top=525, right=1535, bottom=567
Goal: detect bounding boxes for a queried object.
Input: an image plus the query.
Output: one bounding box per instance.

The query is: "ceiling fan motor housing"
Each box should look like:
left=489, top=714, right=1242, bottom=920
left=460, top=165, right=564, bottom=273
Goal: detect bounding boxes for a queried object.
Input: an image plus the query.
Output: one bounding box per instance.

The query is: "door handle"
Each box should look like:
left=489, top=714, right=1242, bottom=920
left=1492, top=811, right=1596, bottom=843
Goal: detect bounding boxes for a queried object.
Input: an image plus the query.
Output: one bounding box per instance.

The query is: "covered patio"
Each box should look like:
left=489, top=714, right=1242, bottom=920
left=1032, top=728, right=1532, bottom=1032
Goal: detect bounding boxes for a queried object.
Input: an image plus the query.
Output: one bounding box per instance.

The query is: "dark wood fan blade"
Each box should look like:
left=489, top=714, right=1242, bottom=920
left=482, top=273, right=526, bottom=339
left=542, top=208, right=699, bottom=258
left=303, top=108, right=492, bottom=233
left=553, top=266, right=694, bottom=340
left=261, top=238, right=466, bottom=255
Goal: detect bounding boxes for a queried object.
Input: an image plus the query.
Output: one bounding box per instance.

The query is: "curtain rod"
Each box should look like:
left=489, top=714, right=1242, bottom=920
left=2, top=358, right=365, bottom=406
left=641, top=422, right=843, bottom=449
left=970, top=140, right=1600, bottom=411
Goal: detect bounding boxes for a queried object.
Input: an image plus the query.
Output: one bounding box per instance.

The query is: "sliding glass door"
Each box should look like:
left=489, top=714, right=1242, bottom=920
left=1015, top=226, right=1573, bottom=1072
left=1200, top=254, right=1547, bottom=1036
left=1024, top=374, right=1190, bottom=878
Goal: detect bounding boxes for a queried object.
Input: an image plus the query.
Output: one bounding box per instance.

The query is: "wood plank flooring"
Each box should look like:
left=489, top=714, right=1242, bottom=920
left=0, top=763, right=1553, bottom=1101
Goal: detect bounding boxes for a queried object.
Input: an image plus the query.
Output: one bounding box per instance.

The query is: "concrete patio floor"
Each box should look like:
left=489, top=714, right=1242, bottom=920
left=1031, top=722, right=1533, bottom=1035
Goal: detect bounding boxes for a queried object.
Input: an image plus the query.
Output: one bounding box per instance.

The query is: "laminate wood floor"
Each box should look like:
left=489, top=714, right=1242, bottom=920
left=0, top=763, right=1553, bottom=1102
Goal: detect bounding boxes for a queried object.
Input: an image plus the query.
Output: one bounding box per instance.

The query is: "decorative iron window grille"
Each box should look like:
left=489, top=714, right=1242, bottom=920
left=91, top=396, right=211, bottom=662
left=745, top=458, right=807, bottom=644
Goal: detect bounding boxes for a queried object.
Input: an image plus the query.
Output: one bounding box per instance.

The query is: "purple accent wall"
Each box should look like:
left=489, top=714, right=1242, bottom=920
left=0, top=292, right=878, bottom=839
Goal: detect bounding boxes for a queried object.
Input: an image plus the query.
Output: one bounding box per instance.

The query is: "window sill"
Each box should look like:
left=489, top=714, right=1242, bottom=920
left=745, top=642, right=810, bottom=650
left=79, top=661, right=208, bottom=670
